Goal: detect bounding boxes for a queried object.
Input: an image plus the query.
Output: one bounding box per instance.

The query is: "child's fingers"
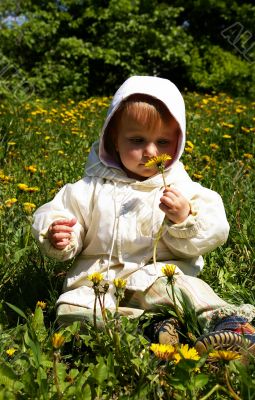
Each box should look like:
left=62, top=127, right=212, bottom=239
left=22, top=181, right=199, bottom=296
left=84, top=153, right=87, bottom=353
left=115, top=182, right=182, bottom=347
left=53, top=239, right=70, bottom=249
left=51, top=218, right=77, bottom=227
left=51, top=232, right=71, bottom=241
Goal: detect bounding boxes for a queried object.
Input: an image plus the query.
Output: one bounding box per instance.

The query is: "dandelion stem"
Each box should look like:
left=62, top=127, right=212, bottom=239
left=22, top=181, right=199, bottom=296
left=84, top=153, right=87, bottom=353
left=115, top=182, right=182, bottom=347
left=169, top=280, right=184, bottom=325
left=224, top=367, right=242, bottom=400
left=93, top=294, right=97, bottom=330
left=53, top=351, right=62, bottom=399
left=199, top=384, right=230, bottom=400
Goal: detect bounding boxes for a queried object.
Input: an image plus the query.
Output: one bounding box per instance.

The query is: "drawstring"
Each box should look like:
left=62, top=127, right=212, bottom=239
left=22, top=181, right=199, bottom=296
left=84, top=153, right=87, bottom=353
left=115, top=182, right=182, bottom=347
left=106, top=182, right=118, bottom=281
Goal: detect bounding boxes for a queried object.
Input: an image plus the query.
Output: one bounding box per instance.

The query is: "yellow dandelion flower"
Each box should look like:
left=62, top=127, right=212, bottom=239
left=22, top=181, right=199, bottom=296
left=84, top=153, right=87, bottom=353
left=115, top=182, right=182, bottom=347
left=23, top=202, right=36, bottom=213
left=113, top=278, right=127, bottom=289
left=223, top=134, right=232, bottom=139
left=162, top=264, right=177, bottom=278
left=203, top=128, right=211, bottom=133
left=26, top=186, right=40, bottom=192
left=186, top=140, right=194, bottom=149
left=144, top=154, right=172, bottom=170
left=243, top=153, right=253, bottom=159
left=150, top=343, right=176, bottom=361
left=52, top=333, right=65, bottom=349
left=221, top=122, right=234, bottom=128
left=44, top=136, right=50, bottom=141
left=209, top=350, right=241, bottom=362
left=45, top=118, right=52, bottom=123
left=185, top=147, right=193, bottom=154
left=25, top=165, right=37, bottom=173
left=241, top=127, right=250, bottom=133
left=87, top=272, right=103, bottom=285
left=210, top=143, right=219, bottom=150
left=56, top=180, right=63, bottom=187
left=36, top=300, right=47, bottom=309
left=5, top=198, right=17, bottom=207
left=201, top=155, right=211, bottom=163
left=58, top=150, right=65, bottom=155
left=18, top=183, right=29, bottom=191
left=174, top=344, right=200, bottom=364
left=7, top=141, right=16, bottom=146
left=6, top=348, right=17, bottom=357
left=193, top=173, right=203, bottom=180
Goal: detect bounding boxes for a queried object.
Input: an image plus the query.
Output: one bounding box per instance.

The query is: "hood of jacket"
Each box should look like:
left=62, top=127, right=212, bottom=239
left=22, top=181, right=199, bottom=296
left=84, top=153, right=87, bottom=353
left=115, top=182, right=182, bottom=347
left=85, top=75, right=186, bottom=186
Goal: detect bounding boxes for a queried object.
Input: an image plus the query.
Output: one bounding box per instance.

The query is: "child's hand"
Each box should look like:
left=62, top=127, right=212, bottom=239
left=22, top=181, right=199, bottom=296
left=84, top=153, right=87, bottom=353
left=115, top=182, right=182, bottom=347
left=159, top=187, right=190, bottom=224
left=48, top=218, right=77, bottom=249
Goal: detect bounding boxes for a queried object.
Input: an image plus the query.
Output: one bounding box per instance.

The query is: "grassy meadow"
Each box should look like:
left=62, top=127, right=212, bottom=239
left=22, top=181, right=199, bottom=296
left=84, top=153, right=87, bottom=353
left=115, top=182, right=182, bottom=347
left=0, top=91, right=254, bottom=399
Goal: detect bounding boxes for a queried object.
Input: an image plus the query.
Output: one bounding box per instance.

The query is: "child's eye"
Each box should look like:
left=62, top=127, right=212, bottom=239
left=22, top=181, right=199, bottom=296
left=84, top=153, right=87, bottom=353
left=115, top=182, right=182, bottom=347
left=129, top=138, right=144, bottom=143
left=158, top=139, right=170, bottom=145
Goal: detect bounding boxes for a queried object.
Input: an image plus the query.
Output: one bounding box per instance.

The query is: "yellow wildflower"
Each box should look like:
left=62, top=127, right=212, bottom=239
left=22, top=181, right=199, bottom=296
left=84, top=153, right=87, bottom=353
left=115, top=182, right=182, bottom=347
left=186, top=140, right=194, bottom=149
left=162, top=264, right=177, bottom=279
left=241, top=127, right=250, bottom=133
left=223, top=134, right=232, bottom=139
left=201, top=155, right=211, bottom=163
left=144, top=154, right=172, bottom=171
left=36, top=300, right=47, bottom=309
left=150, top=343, right=176, bottom=361
left=26, top=186, right=40, bottom=192
left=7, top=141, right=16, bottom=146
left=243, top=153, right=253, bottom=159
left=193, top=173, right=203, bottom=180
left=113, top=278, right=127, bottom=289
left=52, top=333, right=65, bottom=349
left=174, top=344, right=200, bottom=364
left=58, top=150, right=65, bottom=155
left=203, top=128, right=211, bottom=133
left=210, top=143, right=219, bottom=150
left=221, top=122, right=234, bottom=128
left=5, top=198, right=17, bottom=207
left=0, top=172, right=13, bottom=183
left=25, top=165, right=37, bottom=173
left=209, top=350, right=241, bottom=362
left=87, top=272, right=103, bottom=285
left=6, top=348, right=17, bottom=357
left=23, top=202, right=36, bottom=213
left=18, top=183, right=29, bottom=191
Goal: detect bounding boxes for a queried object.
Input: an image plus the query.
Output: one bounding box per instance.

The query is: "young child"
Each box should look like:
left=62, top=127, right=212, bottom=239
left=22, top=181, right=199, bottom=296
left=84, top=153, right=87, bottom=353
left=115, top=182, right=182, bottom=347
left=32, top=76, right=255, bottom=355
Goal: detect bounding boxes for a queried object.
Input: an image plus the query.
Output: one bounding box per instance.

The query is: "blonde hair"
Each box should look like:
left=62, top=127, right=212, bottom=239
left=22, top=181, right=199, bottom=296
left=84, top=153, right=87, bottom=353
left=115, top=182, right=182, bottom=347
left=104, top=94, right=175, bottom=160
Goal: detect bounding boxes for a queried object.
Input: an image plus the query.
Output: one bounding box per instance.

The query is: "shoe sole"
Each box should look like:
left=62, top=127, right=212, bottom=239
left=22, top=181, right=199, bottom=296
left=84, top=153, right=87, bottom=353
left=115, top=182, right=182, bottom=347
left=195, top=330, right=255, bottom=362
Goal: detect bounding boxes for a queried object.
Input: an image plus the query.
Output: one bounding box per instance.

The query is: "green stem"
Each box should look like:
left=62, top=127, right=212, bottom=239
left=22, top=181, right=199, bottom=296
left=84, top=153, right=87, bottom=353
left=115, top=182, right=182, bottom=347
left=53, top=351, right=62, bottom=399
left=199, top=384, right=229, bottom=400
left=93, top=293, right=97, bottom=330
left=170, top=280, right=184, bottom=325
left=224, top=367, right=242, bottom=400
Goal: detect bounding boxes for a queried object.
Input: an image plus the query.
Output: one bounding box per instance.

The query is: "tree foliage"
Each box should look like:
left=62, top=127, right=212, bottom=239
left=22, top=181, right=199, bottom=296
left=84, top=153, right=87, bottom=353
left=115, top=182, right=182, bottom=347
left=0, top=0, right=254, bottom=99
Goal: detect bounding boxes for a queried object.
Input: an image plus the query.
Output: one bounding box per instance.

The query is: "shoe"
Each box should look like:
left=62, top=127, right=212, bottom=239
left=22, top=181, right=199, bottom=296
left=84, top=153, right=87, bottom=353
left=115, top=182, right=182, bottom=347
left=153, top=317, right=181, bottom=345
left=195, top=330, right=255, bottom=353
left=213, top=316, right=255, bottom=343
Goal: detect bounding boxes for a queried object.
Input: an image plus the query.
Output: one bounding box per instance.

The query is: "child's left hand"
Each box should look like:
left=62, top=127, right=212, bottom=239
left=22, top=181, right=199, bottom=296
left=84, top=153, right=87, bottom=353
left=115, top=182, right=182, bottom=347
left=159, top=187, right=191, bottom=224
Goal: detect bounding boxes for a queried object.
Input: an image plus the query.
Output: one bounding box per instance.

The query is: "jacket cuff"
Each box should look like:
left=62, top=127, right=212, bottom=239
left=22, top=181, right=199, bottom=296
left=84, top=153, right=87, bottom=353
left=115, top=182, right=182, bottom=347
left=163, top=201, right=201, bottom=239
left=38, top=228, right=78, bottom=261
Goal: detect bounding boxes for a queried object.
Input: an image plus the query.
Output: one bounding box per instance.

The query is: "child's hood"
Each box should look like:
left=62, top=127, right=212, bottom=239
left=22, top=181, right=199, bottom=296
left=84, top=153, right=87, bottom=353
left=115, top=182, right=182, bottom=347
left=86, top=76, right=186, bottom=181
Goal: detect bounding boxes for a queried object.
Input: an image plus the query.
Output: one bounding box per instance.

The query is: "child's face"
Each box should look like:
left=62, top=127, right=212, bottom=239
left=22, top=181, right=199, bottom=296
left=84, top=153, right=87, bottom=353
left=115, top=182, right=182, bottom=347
left=115, top=112, right=179, bottom=180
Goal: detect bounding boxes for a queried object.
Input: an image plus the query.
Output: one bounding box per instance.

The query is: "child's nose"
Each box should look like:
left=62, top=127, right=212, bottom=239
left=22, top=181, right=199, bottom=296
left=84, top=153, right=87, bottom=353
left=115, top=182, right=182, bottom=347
left=143, top=142, right=158, bottom=157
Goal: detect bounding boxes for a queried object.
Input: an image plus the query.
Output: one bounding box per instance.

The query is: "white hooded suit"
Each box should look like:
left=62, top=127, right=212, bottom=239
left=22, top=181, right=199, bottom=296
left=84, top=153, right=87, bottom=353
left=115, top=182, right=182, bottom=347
left=32, top=76, right=255, bottom=328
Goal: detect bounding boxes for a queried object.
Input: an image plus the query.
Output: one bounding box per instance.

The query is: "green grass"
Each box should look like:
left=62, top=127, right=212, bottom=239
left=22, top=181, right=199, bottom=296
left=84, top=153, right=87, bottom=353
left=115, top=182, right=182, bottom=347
left=0, top=92, right=254, bottom=399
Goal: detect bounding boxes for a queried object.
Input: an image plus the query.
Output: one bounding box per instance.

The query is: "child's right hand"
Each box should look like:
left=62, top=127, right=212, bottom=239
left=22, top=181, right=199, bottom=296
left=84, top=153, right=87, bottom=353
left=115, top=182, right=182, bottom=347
left=48, top=218, right=77, bottom=249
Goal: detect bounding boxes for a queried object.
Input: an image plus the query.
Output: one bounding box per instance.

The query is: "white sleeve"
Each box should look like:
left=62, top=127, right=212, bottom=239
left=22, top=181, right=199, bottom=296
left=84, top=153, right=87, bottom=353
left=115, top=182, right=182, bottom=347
left=32, top=178, right=93, bottom=261
left=161, top=185, right=230, bottom=258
